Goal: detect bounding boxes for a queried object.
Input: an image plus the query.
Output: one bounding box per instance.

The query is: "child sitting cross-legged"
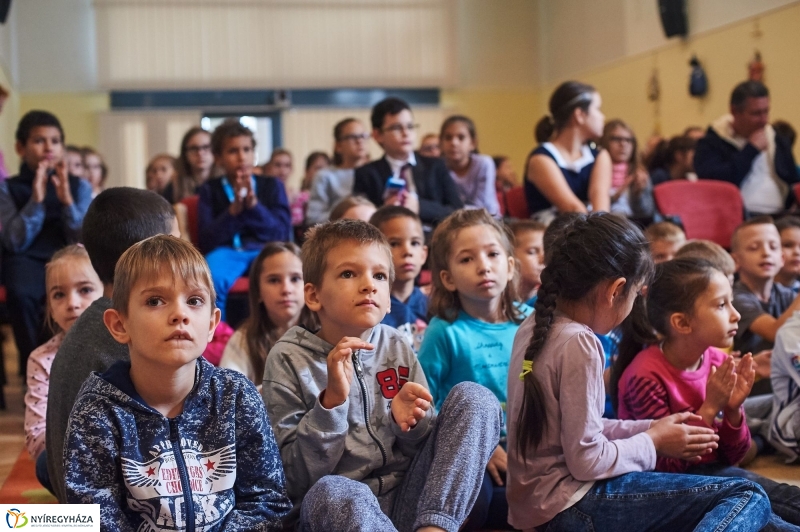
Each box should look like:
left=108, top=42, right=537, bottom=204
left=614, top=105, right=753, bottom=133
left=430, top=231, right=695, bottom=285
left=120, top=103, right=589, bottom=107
left=64, top=235, right=291, bottom=530
left=261, top=219, right=501, bottom=531
left=370, top=205, right=429, bottom=352
left=614, top=257, right=800, bottom=528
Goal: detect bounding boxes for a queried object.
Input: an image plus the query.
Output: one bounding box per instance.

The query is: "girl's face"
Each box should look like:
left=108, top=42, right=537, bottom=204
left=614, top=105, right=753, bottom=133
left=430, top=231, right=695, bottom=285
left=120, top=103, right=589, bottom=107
left=606, top=126, right=634, bottom=164
left=441, top=122, right=475, bottom=167
left=440, top=224, right=514, bottom=308
left=48, top=258, right=102, bottom=333
left=146, top=158, right=175, bottom=192
left=578, top=92, right=605, bottom=140
left=185, top=132, right=214, bottom=175
left=335, top=121, right=369, bottom=164
left=341, top=204, right=376, bottom=222
left=685, top=270, right=741, bottom=349
left=84, top=154, right=104, bottom=190
left=258, top=251, right=305, bottom=329
left=305, top=155, right=329, bottom=181
left=65, top=151, right=84, bottom=177
left=268, top=154, right=293, bottom=181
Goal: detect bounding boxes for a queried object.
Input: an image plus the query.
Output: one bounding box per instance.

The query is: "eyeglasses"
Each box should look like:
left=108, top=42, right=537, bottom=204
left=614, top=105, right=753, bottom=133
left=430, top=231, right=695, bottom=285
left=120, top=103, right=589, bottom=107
left=383, top=123, right=419, bottom=135
left=608, top=136, right=634, bottom=144
left=340, top=133, right=370, bottom=142
left=186, top=144, right=212, bottom=154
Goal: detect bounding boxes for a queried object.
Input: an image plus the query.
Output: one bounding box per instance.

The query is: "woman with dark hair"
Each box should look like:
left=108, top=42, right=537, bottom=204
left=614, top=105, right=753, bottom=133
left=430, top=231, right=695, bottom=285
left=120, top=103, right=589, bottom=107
left=306, top=118, right=370, bottom=224
left=164, top=126, right=215, bottom=203
left=525, top=81, right=611, bottom=222
left=648, top=135, right=698, bottom=186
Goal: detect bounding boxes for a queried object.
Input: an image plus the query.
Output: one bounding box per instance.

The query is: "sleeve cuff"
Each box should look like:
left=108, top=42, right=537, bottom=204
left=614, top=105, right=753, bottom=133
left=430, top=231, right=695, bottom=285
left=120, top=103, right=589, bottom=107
left=306, top=392, right=350, bottom=433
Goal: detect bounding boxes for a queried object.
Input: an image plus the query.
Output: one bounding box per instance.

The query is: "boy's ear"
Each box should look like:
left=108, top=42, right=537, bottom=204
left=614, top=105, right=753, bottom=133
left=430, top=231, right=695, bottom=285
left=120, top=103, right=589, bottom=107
left=103, top=308, right=131, bottom=345
left=304, top=283, right=322, bottom=313
left=14, top=140, right=25, bottom=158
left=421, top=244, right=429, bottom=265
left=731, top=252, right=741, bottom=273
left=206, top=307, right=222, bottom=343
left=371, top=128, right=384, bottom=147
left=669, top=311, right=693, bottom=335
left=439, top=269, right=457, bottom=292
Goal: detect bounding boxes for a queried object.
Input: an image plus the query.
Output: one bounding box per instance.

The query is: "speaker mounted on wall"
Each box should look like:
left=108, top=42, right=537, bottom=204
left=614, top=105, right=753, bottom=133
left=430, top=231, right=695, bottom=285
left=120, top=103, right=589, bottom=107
left=0, top=0, right=11, bottom=24
left=658, top=0, right=688, bottom=38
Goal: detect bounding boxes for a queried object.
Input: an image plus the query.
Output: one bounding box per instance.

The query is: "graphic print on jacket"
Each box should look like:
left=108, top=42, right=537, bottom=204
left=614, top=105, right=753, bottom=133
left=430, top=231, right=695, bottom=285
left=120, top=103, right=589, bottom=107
left=65, top=358, right=291, bottom=532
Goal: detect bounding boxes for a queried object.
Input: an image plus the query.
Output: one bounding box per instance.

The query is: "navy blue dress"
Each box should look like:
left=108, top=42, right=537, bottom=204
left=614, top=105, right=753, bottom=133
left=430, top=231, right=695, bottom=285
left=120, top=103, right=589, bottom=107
left=524, top=143, right=598, bottom=213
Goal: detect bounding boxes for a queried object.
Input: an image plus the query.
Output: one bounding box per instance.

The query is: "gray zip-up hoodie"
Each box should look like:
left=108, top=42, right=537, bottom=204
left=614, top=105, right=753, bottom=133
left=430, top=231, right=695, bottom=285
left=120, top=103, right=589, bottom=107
left=262, top=324, right=435, bottom=510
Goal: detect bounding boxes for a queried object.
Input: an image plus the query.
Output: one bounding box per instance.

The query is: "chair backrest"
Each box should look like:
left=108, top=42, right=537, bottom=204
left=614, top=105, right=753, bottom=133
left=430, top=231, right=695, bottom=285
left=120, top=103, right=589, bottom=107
left=505, top=186, right=529, bottom=219
left=793, top=182, right=800, bottom=204
left=180, top=195, right=200, bottom=247
left=496, top=191, right=507, bottom=217
left=652, top=180, right=743, bottom=248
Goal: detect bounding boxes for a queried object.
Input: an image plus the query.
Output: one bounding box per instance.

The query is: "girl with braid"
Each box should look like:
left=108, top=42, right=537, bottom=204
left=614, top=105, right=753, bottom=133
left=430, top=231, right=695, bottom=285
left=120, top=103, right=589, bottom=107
left=505, top=212, right=772, bottom=532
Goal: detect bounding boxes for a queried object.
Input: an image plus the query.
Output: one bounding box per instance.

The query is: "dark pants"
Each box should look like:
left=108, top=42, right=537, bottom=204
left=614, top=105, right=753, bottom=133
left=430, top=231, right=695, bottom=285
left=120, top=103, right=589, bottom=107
left=35, top=451, right=54, bottom=495
left=2, top=255, right=47, bottom=373
left=462, top=470, right=511, bottom=531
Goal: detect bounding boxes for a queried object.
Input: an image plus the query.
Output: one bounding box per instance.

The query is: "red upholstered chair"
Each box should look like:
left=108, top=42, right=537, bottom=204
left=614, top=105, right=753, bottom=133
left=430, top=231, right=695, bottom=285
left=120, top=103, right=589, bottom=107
left=652, top=180, right=743, bottom=249
left=793, top=182, right=800, bottom=204
left=505, top=186, right=530, bottom=219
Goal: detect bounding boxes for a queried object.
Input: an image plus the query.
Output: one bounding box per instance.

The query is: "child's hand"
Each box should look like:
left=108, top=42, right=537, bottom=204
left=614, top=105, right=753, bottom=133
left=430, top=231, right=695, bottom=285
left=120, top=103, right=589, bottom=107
left=728, top=353, right=756, bottom=413
left=32, top=160, right=49, bottom=203
left=752, top=350, right=772, bottom=380
left=391, top=382, right=431, bottom=432
left=646, top=412, right=719, bottom=462
left=402, top=192, right=419, bottom=215
left=699, top=357, right=735, bottom=424
left=486, top=445, right=507, bottom=486
left=320, top=337, right=372, bottom=409
left=51, top=159, right=73, bottom=206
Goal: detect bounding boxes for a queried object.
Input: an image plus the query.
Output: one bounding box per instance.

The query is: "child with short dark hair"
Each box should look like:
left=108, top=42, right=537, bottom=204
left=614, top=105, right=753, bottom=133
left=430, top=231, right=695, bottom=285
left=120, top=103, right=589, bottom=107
left=370, top=205, right=429, bottom=352
left=644, top=221, right=686, bottom=264
left=0, top=110, right=92, bottom=376
left=198, top=120, right=291, bottom=321
left=46, top=187, right=179, bottom=503
left=65, top=235, right=291, bottom=530
left=509, top=219, right=546, bottom=306
left=262, top=219, right=501, bottom=531
left=354, top=97, right=463, bottom=229
left=775, top=216, right=800, bottom=294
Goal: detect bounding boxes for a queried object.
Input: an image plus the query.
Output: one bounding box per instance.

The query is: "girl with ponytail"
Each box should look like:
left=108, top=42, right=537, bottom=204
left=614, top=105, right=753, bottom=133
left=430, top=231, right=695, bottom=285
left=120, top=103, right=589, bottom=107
left=506, top=212, right=772, bottom=532
left=524, top=81, right=612, bottom=222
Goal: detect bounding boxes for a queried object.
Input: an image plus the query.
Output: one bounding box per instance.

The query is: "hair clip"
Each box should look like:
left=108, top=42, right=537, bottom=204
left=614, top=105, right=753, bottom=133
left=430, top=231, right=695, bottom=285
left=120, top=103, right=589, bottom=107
left=519, top=360, right=533, bottom=381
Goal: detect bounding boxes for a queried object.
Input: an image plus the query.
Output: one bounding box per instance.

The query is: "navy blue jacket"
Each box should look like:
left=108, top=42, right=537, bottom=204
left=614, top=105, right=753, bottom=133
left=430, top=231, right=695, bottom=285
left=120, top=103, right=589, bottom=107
left=65, top=357, right=291, bottom=531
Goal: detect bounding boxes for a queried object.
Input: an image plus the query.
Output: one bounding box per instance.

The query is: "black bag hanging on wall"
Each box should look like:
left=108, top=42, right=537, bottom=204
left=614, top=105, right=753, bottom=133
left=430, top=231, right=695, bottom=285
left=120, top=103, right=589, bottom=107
left=689, top=56, right=708, bottom=97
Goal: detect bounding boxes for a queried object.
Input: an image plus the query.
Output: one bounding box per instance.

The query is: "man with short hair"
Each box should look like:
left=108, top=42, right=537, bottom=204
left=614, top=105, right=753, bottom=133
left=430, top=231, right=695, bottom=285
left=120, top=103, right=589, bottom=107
left=694, top=80, right=799, bottom=216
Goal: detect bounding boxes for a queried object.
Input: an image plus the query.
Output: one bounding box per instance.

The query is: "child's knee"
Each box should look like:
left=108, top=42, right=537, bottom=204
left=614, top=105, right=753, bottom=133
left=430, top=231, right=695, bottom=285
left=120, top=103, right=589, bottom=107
left=444, top=382, right=500, bottom=414
left=306, top=475, right=369, bottom=503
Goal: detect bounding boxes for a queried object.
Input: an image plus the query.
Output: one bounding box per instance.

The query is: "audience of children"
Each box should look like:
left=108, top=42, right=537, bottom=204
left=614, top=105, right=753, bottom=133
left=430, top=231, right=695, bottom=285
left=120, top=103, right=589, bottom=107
left=614, top=257, right=800, bottom=527
left=81, top=146, right=107, bottom=198
left=509, top=219, right=546, bottom=307
left=306, top=118, right=370, bottom=224
left=644, top=220, right=686, bottom=264
left=24, top=244, right=102, bottom=492
left=440, top=115, right=501, bottom=218
left=419, top=208, right=532, bottom=531
left=64, top=235, right=292, bottom=530
left=0, top=110, right=92, bottom=375
left=164, top=126, right=216, bottom=203
left=145, top=153, right=178, bottom=195
left=197, top=119, right=291, bottom=321
left=353, top=97, right=463, bottom=229
left=507, top=212, right=773, bottom=532
left=525, top=81, right=611, bottom=222
left=418, top=132, right=441, bottom=158
left=370, top=206, right=429, bottom=352
left=220, top=242, right=317, bottom=387
left=776, top=216, right=800, bottom=293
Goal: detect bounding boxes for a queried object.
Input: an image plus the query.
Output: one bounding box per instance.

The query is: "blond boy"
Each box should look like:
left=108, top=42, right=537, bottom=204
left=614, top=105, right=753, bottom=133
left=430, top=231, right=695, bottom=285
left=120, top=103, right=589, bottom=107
left=644, top=221, right=686, bottom=264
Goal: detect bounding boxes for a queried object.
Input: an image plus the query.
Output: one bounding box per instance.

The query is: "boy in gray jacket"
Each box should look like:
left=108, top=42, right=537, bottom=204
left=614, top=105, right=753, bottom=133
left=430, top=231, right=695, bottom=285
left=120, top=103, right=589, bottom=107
left=262, top=219, right=501, bottom=532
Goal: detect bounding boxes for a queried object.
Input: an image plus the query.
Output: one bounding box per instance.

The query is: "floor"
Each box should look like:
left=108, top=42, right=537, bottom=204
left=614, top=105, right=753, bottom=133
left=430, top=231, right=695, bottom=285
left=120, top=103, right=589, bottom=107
left=0, top=324, right=799, bottom=491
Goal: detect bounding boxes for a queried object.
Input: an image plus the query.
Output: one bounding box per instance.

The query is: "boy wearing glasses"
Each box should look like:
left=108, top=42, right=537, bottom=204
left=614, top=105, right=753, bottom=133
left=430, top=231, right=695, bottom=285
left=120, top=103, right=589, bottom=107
left=354, top=97, right=462, bottom=229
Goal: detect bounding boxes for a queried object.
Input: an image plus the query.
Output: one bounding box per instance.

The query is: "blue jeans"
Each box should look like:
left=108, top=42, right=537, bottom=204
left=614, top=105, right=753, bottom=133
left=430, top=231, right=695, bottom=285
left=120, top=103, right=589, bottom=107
left=544, top=472, right=773, bottom=532
left=205, top=246, right=261, bottom=321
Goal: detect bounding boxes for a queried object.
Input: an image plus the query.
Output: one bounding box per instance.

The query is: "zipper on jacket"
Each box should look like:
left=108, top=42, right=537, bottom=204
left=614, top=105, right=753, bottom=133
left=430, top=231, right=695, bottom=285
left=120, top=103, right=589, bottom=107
left=170, top=418, right=196, bottom=532
left=352, top=350, right=387, bottom=493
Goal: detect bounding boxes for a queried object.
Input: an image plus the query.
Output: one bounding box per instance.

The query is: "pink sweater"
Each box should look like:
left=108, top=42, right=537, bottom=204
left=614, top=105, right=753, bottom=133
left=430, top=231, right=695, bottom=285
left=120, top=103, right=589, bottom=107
left=617, top=345, right=750, bottom=472
left=507, top=314, right=656, bottom=530
left=24, top=332, right=64, bottom=459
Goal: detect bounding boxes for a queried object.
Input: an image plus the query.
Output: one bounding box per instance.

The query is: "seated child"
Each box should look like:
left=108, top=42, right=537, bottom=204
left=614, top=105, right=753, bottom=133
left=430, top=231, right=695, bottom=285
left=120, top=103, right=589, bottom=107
left=419, top=208, right=532, bottom=531
left=46, top=187, right=179, bottom=503
left=261, top=219, right=501, bottom=531
left=675, top=239, right=736, bottom=286
left=615, top=257, right=800, bottom=527
left=220, top=242, right=317, bottom=387
left=370, top=206, right=429, bottom=352
left=25, top=245, right=102, bottom=493
left=146, top=153, right=177, bottom=196
left=0, top=110, right=92, bottom=372
left=353, top=97, right=463, bottom=229
left=329, top=195, right=376, bottom=222
left=770, top=309, right=800, bottom=462
left=508, top=213, right=772, bottom=531
left=419, top=133, right=440, bottom=158
left=776, top=216, right=800, bottom=294
left=644, top=221, right=686, bottom=264
left=509, top=219, right=546, bottom=306
left=440, top=116, right=501, bottom=218
left=198, top=120, right=291, bottom=321
left=64, top=145, right=85, bottom=178
left=64, top=235, right=291, bottom=529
